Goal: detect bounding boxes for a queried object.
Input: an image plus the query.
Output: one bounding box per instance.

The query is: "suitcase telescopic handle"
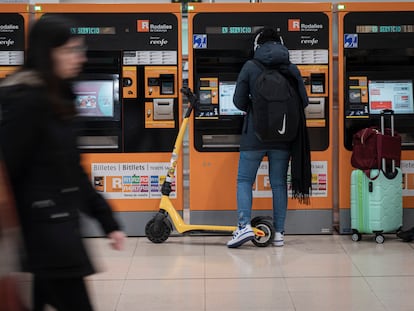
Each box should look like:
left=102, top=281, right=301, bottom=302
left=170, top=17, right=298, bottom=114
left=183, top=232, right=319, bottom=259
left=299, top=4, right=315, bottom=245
left=380, top=109, right=396, bottom=173
left=380, top=109, right=394, bottom=135
left=381, top=109, right=394, bottom=115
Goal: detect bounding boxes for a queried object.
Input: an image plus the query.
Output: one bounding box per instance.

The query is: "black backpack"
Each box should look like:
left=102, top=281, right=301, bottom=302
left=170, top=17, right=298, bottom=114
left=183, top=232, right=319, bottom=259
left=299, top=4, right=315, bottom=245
left=250, top=59, right=301, bottom=143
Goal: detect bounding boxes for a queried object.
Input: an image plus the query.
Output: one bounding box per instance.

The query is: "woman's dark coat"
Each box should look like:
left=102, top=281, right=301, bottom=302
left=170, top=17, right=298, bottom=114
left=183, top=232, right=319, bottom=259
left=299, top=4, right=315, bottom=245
left=0, top=71, right=120, bottom=278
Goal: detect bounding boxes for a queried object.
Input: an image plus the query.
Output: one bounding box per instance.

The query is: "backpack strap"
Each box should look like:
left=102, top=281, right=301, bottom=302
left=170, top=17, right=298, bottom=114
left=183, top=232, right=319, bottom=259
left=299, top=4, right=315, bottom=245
left=252, top=59, right=299, bottom=94
left=250, top=59, right=266, bottom=71
left=245, top=60, right=267, bottom=135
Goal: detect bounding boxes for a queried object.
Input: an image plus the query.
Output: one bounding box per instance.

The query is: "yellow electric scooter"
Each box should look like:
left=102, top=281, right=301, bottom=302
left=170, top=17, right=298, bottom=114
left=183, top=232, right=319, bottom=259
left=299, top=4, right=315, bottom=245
left=145, top=88, right=274, bottom=247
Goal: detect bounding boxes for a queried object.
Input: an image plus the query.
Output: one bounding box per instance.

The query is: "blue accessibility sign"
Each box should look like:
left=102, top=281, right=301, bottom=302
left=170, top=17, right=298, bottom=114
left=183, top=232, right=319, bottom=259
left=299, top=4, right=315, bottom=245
left=344, top=34, right=358, bottom=48
left=193, top=34, right=207, bottom=49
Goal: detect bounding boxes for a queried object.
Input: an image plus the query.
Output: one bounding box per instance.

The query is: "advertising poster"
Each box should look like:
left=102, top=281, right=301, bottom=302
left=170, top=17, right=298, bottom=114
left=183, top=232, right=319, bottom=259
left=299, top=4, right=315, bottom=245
left=254, top=160, right=327, bottom=198
left=401, top=160, right=414, bottom=197
left=91, top=162, right=176, bottom=199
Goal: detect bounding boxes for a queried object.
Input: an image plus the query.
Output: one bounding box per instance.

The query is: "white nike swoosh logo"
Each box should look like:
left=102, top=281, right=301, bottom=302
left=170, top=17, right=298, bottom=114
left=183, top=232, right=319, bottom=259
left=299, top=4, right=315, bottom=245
left=278, top=114, right=286, bottom=135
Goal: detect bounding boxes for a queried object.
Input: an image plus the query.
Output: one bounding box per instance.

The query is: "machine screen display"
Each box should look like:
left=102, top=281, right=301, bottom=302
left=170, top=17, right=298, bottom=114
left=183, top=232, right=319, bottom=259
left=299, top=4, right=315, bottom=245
left=73, top=79, right=118, bottom=118
left=219, top=81, right=246, bottom=116
left=368, top=80, right=414, bottom=114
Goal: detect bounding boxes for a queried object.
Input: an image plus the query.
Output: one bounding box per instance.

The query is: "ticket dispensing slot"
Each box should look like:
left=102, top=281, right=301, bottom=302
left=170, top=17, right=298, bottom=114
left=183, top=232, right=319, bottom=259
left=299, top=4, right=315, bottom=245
left=305, top=97, right=325, bottom=119
left=153, top=98, right=174, bottom=120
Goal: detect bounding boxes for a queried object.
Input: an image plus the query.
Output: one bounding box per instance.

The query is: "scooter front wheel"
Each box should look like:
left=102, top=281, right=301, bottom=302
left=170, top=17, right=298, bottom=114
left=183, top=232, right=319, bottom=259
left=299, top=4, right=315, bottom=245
left=145, top=213, right=172, bottom=243
left=251, top=216, right=275, bottom=247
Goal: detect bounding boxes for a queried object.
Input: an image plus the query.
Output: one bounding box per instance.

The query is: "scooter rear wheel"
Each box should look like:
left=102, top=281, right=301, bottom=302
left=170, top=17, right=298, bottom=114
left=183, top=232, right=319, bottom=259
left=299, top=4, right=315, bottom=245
left=251, top=216, right=275, bottom=247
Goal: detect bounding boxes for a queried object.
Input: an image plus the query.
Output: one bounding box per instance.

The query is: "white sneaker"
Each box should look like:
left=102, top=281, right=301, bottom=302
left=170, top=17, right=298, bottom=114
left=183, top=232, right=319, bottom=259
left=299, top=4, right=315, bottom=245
left=273, top=232, right=284, bottom=247
left=227, top=224, right=255, bottom=248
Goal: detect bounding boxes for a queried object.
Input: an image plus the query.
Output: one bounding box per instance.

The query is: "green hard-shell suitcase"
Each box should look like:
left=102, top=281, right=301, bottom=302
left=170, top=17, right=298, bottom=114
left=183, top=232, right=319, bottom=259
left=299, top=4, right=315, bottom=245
left=350, top=110, right=403, bottom=243
left=350, top=168, right=402, bottom=243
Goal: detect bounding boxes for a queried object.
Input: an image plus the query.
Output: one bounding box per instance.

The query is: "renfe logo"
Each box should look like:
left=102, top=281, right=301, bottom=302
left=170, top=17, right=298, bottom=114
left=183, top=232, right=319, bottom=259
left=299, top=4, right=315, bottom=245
left=137, top=20, right=150, bottom=32
left=288, top=19, right=301, bottom=32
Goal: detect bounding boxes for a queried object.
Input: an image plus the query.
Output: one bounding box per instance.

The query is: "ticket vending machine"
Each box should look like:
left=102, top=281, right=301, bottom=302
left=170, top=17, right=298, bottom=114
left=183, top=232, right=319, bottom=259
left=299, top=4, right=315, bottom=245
left=338, top=2, right=414, bottom=233
left=188, top=3, right=333, bottom=234
left=0, top=4, right=28, bottom=81
left=35, top=4, right=182, bottom=236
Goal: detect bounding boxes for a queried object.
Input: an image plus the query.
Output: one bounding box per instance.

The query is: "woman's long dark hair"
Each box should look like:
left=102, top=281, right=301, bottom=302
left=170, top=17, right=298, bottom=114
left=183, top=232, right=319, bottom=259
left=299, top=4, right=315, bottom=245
left=25, top=15, right=81, bottom=118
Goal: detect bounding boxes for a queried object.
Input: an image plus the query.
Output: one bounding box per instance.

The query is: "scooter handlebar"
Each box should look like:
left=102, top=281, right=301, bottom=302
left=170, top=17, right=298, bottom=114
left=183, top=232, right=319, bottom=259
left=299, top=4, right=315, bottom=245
left=180, top=87, right=198, bottom=118
left=180, top=87, right=192, bottom=97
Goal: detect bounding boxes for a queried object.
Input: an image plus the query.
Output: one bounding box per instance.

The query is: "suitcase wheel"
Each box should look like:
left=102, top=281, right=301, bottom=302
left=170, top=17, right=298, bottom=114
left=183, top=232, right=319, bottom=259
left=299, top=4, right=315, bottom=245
left=375, top=234, right=385, bottom=244
left=351, top=231, right=362, bottom=242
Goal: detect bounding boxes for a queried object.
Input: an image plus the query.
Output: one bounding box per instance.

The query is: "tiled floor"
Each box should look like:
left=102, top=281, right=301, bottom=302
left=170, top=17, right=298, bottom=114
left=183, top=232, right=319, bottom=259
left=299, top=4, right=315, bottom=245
left=19, top=234, right=414, bottom=311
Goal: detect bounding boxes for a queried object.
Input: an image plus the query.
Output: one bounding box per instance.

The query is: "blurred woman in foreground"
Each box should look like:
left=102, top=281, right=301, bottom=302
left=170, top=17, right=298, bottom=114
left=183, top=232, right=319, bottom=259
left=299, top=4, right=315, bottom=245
left=0, top=15, right=125, bottom=311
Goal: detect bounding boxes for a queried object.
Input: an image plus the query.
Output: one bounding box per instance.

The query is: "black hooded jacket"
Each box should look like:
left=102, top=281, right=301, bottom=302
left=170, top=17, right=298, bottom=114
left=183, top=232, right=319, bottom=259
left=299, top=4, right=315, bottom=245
left=0, top=70, right=120, bottom=278
left=233, top=41, right=309, bottom=151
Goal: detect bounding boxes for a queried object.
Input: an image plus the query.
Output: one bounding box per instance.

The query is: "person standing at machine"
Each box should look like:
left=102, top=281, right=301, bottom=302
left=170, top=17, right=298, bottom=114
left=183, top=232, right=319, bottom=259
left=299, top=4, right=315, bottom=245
left=0, top=15, right=125, bottom=310
left=227, top=27, right=311, bottom=248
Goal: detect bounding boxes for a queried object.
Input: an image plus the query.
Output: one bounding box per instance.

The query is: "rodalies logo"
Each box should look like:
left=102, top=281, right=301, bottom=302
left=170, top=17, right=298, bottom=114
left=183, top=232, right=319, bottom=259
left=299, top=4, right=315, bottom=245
left=288, top=19, right=301, bottom=32
left=137, top=20, right=173, bottom=33
left=288, top=19, right=323, bottom=32
left=301, top=23, right=323, bottom=32
left=137, top=20, right=150, bottom=32
left=0, top=24, right=19, bottom=33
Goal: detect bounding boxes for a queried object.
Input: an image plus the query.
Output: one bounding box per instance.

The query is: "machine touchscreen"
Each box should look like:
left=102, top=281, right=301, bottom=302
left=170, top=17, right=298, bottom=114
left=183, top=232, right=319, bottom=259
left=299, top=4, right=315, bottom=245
left=368, top=80, right=414, bottom=115
left=73, top=75, right=119, bottom=119
left=218, top=81, right=246, bottom=116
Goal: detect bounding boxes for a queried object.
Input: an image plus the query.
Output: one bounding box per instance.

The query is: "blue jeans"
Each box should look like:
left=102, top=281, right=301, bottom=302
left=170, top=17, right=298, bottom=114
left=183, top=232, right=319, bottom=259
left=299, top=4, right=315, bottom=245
left=237, top=149, right=290, bottom=232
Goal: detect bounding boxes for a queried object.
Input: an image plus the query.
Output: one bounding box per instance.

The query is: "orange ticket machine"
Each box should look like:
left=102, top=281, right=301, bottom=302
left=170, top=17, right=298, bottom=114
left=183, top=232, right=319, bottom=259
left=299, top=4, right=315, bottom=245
left=188, top=3, right=333, bottom=234
left=338, top=2, right=414, bottom=233
left=0, top=4, right=29, bottom=80
left=35, top=4, right=182, bottom=236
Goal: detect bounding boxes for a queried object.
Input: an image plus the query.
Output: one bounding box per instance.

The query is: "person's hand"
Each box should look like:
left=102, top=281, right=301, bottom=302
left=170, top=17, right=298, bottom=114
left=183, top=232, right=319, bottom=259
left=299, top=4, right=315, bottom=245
left=107, top=230, right=126, bottom=251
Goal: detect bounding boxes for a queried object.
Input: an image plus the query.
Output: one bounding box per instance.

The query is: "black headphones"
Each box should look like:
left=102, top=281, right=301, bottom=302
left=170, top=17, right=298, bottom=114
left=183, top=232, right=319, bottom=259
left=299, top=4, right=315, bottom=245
left=253, top=29, right=284, bottom=51
left=253, top=31, right=262, bottom=51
